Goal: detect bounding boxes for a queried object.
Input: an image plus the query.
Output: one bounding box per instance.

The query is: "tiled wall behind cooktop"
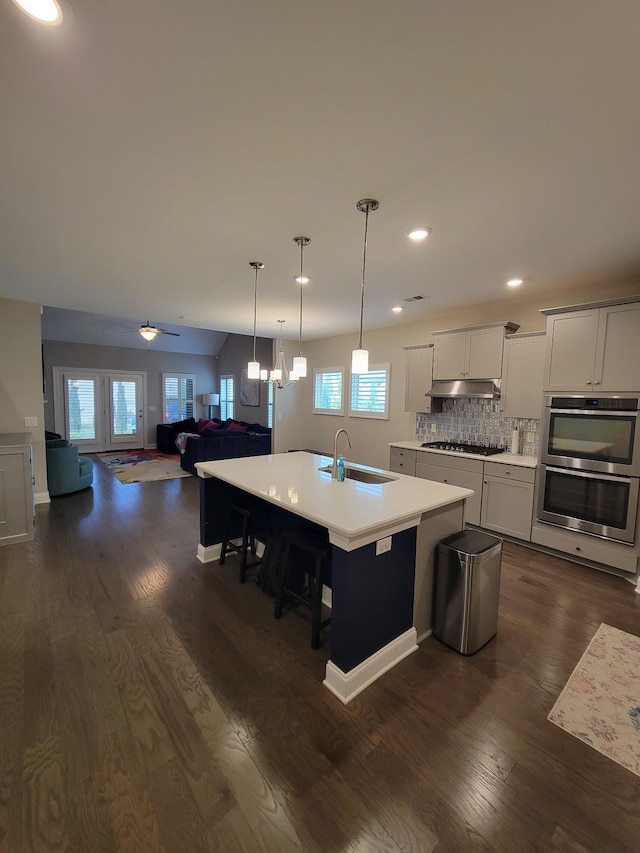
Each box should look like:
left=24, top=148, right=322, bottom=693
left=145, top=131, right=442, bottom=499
left=416, top=398, right=540, bottom=458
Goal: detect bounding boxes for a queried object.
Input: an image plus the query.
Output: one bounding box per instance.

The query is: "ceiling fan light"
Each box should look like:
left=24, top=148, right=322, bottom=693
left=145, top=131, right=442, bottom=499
left=140, top=328, right=157, bottom=342
left=292, top=355, right=307, bottom=378
left=247, top=361, right=260, bottom=380
left=351, top=348, right=369, bottom=374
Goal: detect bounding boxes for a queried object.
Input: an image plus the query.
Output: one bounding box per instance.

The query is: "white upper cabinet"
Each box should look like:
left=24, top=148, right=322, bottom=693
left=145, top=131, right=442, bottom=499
left=404, top=345, right=435, bottom=412
left=542, top=300, right=640, bottom=392
left=432, top=322, right=519, bottom=381
left=500, top=331, right=546, bottom=419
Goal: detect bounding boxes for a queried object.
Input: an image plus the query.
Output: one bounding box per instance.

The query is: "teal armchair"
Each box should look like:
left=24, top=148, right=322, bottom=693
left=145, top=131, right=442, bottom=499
left=46, top=439, right=94, bottom=497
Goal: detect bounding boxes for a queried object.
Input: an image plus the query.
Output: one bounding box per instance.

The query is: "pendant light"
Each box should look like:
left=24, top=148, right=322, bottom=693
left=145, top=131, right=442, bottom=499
left=292, top=235, right=310, bottom=379
left=269, top=320, right=295, bottom=388
left=247, top=261, right=264, bottom=379
left=352, top=198, right=379, bottom=374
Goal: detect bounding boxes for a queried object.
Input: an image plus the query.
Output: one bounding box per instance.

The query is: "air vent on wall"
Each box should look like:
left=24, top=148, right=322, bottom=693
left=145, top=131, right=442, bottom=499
left=402, top=295, right=429, bottom=302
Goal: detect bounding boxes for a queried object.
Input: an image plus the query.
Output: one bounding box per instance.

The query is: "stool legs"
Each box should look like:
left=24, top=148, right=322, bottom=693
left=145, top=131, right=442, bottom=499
left=274, top=537, right=329, bottom=650
left=220, top=505, right=263, bottom=583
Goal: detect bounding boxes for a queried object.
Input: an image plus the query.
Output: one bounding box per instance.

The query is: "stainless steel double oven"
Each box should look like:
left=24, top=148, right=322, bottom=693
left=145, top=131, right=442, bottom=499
left=537, top=396, right=640, bottom=544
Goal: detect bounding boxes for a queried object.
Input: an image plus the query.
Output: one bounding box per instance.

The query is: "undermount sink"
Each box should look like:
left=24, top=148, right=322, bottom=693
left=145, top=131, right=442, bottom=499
left=318, top=465, right=396, bottom=484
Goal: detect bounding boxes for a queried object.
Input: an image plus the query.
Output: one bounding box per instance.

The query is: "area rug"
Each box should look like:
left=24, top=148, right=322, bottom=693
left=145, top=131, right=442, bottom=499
left=96, top=450, right=191, bottom=484
left=548, top=623, right=640, bottom=777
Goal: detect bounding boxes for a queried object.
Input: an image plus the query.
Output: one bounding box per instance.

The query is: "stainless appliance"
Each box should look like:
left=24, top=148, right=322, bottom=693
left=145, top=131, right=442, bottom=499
left=537, top=396, right=640, bottom=544
left=427, top=379, right=501, bottom=399
left=421, top=441, right=504, bottom=456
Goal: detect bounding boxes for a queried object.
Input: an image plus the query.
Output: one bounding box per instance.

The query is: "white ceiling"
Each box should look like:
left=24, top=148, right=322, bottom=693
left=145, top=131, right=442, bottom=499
left=2, top=1, right=640, bottom=345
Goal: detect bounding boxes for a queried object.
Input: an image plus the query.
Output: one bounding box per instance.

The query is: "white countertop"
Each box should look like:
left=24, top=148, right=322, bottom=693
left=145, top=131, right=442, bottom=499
left=196, top=451, right=473, bottom=550
left=389, top=440, right=538, bottom=468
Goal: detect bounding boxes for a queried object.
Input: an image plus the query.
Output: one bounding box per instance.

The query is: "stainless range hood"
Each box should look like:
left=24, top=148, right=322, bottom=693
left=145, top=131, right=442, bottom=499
left=427, top=379, right=501, bottom=399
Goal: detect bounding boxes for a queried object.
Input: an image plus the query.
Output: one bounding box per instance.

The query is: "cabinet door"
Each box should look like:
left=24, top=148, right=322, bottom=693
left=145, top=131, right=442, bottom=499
left=466, top=327, right=504, bottom=379
left=595, top=302, right=640, bottom=391
left=389, top=447, right=417, bottom=476
left=544, top=310, right=599, bottom=391
left=480, top=475, right=534, bottom=540
left=405, top=347, right=434, bottom=412
left=500, top=334, right=546, bottom=419
left=433, top=332, right=467, bottom=380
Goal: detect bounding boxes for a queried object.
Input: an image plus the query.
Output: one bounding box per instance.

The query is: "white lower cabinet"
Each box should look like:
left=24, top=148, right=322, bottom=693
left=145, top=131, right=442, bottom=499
left=0, top=433, right=34, bottom=546
left=480, top=462, right=535, bottom=541
left=389, top=447, right=417, bottom=476
left=416, top=456, right=483, bottom=525
left=531, top=521, right=638, bottom=574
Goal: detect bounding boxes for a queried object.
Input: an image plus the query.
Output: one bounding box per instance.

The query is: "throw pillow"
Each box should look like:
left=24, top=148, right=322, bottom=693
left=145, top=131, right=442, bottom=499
left=227, top=422, right=247, bottom=432
left=197, top=418, right=217, bottom=434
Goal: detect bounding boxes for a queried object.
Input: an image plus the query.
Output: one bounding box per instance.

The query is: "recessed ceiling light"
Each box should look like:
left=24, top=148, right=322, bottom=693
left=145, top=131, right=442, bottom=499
left=12, top=0, right=63, bottom=24
left=392, top=306, right=403, bottom=313
left=406, top=227, right=432, bottom=241
left=294, top=275, right=310, bottom=284
left=507, top=278, right=524, bottom=287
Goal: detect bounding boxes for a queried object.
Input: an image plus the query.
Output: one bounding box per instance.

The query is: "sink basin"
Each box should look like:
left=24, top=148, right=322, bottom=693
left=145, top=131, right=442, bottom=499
left=318, top=465, right=396, bottom=484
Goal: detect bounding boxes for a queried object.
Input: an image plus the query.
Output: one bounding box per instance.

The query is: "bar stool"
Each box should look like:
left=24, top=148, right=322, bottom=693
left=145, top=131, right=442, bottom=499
left=220, top=503, right=270, bottom=583
left=273, top=526, right=332, bottom=650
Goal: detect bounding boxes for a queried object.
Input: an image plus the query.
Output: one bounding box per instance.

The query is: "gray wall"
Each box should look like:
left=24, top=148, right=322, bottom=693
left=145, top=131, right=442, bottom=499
left=217, top=334, right=272, bottom=427
left=42, top=341, right=219, bottom=445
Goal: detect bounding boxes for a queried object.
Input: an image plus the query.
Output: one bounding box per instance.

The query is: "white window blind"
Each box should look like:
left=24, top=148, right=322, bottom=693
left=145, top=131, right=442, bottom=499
left=220, top=374, right=234, bottom=420
left=162, top=373, right=195, bottom=422
left=313, top=368, right=344, bottom=415
left=349, top=364, right=390, bottom=419
left=66, top=377, right=97, bottom=440
left=267, top=378, right=274, bottom=428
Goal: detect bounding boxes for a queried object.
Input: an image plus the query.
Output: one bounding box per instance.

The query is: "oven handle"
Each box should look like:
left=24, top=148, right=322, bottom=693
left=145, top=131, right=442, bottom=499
left=547, top=408, right=639, bottom=417
left=545, top=465, right=636, bottom=485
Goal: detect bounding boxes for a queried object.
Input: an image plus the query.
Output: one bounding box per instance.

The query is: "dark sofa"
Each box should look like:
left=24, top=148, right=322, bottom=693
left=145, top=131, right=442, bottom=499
left=156, top=417, right=272, bottom=475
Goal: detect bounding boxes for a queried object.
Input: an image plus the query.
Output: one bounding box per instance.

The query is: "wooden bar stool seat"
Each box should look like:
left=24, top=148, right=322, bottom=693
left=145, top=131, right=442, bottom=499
left=273, top=526, right=332, bottom=650
left=220, top=503, right=270, bottom=583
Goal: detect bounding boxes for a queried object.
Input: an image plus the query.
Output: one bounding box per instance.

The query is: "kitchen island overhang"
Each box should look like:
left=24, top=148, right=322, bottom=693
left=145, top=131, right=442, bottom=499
left=195, top=452, right=473, bottom=703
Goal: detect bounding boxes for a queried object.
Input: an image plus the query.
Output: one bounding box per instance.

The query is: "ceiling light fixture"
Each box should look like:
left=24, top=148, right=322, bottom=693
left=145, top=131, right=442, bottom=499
left=247, top=261, right=264, bottom=379
left=507, top=278, right=524, bottom=287
left=292, top=236, right=310, bottom=379
left=392, top=306, right=403, bottom=313
left=140, top=325, right=158, bottom=341
left=11, top=0, right=63, bottom=24
left=352, top=198, right=379, bottom=374
left=406, top=226, right=432, bottom=241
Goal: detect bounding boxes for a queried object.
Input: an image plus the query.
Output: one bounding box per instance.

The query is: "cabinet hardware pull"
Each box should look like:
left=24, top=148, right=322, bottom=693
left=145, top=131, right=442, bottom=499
left=594, top=380, right=600, bottom=385
left=586, top=380, right=591, bottom=384
left=575, top=546, right=581, bottom=551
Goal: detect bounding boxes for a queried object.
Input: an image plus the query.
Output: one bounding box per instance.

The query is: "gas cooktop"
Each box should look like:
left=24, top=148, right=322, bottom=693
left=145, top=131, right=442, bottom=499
left=420, top=441, right=505, bottom=456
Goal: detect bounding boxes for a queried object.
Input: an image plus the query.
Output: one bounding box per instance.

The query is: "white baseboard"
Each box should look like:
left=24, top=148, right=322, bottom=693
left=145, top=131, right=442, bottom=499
left=416, top=627, right=432, bottom=644
left=34, top=492, right=50, bottom=505
left=323, top=628, right=418, bottom=704
left=197, top=542, right=222, bottom=563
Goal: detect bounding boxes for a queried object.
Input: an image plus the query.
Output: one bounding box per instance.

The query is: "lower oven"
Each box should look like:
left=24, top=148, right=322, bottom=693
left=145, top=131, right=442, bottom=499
left=537, top=464, right=639, bottom=544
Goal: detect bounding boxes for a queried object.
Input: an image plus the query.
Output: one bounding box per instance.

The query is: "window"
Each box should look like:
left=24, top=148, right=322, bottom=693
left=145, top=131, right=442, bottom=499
left=349, top=363, right=390, bottom=419
left=66, top=376, right=97, bottom=440
left=162, top=373, right=195, bottom=422
left=267, top=378, right=274, bottom=428
left=313, top=367, right=344, bottom=415
left=220, top=374, right=234, bottom=420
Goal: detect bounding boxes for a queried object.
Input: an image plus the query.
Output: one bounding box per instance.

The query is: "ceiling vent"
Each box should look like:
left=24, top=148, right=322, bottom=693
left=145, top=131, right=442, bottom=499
left=402, top=295, right=429, bottom=302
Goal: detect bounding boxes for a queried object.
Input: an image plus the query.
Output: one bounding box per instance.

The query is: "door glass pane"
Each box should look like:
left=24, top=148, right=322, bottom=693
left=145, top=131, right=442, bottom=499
left=66, top=378, right=96, bottom=440
left=112, top=380, right=137, bottom=436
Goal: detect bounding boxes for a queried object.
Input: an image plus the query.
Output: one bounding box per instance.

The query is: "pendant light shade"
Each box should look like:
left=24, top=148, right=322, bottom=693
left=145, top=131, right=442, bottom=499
left=292, top=235, right=310, bottom=379
left=351, top=198, right=379, bottom=374
left=247, top=261, right=264, bottom=379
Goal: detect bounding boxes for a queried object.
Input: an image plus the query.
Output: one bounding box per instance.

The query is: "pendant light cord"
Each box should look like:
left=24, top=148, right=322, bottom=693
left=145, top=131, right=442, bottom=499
left=358, top=206, right=370, bottom=351
left=252, top=265, right=258, bottom=362
left=298, top=240, right=304, bottom=356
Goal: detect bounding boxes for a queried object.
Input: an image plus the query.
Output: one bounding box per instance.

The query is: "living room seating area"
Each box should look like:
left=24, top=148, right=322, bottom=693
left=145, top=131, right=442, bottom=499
left=156, top=417, right=272, bottom=475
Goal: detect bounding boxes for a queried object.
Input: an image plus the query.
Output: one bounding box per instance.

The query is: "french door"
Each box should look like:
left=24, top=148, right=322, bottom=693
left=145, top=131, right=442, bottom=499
left=53, top=368, right=146, bottom=453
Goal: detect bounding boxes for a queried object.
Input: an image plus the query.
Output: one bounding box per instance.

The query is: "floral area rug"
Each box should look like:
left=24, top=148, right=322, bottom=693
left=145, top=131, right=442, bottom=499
left=96, top=450, right=191, bottom=484
left=548, top=623, right=640, bottom=777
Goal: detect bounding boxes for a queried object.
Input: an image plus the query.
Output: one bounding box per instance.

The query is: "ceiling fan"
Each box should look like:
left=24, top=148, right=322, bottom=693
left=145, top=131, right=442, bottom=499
left=122, top=321, right=181, bottom=342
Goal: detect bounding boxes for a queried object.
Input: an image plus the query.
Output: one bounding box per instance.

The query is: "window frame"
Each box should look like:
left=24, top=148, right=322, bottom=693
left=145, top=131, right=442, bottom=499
left=313, top=366, right=345, bottom=416
left=220, top=374, right=234, bottom=421
left=162, top=372, right=195, bottom=423
left=348, top=362, right=391, bottom=420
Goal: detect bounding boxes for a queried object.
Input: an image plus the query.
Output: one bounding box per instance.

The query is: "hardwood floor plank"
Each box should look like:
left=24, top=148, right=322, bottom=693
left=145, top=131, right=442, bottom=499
left=21, top=735, right=70, bottom=853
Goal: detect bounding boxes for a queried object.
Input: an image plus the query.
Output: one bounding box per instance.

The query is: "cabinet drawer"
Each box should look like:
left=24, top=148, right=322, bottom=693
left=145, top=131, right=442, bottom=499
left=389, top=447, right=417, bottom=476
left=483, top=461, right=535, bottom=483
left=416, top=452, right=484, bottom=474
left=416, top=461, right=483, bottom=494
left=531, top=523, right=638, bottom=574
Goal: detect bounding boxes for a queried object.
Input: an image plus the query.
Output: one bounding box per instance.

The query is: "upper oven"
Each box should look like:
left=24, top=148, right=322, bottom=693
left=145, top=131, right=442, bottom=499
left=541, top=396, right=640, bottom=477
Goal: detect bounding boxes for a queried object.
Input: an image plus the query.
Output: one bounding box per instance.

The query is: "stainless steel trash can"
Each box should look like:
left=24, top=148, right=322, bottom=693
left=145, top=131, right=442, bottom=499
left=433, top=529, right=503, bottom=654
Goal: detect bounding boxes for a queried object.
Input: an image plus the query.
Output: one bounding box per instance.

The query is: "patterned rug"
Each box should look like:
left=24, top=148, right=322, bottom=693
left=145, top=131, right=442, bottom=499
left=96, top=450, right=191, bottom=484
left=548, top=623, right=640, bottom=777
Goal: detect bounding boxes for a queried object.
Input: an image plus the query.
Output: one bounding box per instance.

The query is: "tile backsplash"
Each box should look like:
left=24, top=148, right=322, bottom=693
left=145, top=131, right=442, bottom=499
left=416, top=398, right=540, bottom=458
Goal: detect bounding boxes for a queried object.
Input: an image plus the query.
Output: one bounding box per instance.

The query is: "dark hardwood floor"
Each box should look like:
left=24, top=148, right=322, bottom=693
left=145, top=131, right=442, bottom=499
left=1, top=456, right=640, bottom=852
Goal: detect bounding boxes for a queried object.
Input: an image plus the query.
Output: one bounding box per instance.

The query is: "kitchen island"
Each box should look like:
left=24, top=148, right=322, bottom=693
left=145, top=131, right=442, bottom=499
left=196, top=451, right=473, bottom=703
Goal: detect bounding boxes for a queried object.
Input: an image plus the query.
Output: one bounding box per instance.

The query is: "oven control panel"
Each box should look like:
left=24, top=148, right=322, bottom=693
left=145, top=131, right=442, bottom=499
left=549, top=397, right=639, bottom=411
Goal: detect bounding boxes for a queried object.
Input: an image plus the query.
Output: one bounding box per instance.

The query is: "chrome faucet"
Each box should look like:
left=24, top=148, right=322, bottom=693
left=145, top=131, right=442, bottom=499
left=332, top=428, right=352, bottom=478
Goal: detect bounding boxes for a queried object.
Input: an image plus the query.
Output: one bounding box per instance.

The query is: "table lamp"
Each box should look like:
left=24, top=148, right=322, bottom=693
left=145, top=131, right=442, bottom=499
left=202, top=393, right=219, bottom=418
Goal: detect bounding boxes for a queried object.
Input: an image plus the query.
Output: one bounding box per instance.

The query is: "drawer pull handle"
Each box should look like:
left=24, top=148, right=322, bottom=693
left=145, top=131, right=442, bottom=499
left=443, top=478, right=448, bottom=483
left=575, top=546, right=581, bottom=552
